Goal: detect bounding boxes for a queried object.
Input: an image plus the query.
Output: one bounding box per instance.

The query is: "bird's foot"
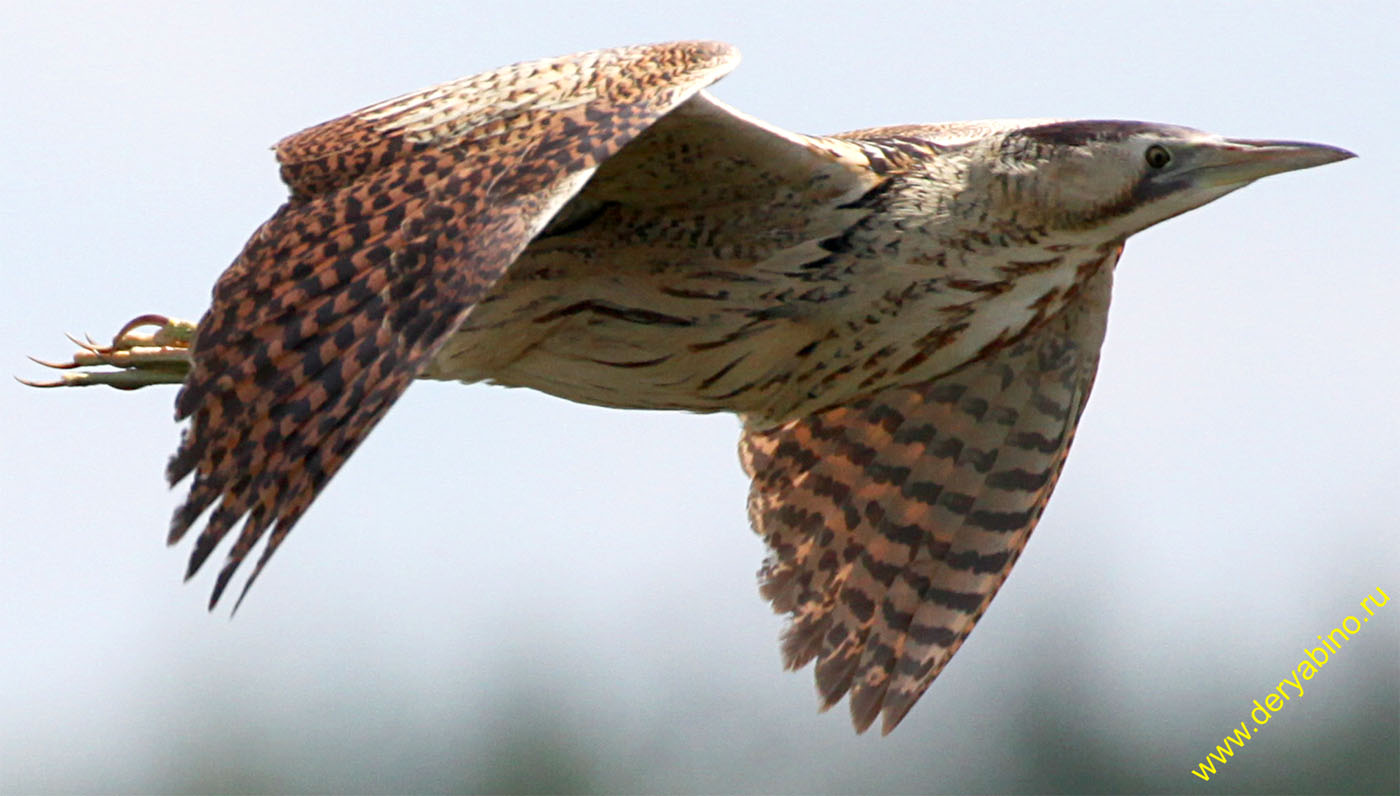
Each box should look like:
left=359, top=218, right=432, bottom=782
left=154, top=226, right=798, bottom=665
left=21, top=314, right=196, bottom=389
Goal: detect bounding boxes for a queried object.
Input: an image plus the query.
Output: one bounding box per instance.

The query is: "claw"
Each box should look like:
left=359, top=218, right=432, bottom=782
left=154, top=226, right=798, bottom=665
left=65, top=333, right=99, bottom=353
left=22, top=314, right=197, bottom=390
left=28, top=354, right=80, bottom=370
left=114, top=313, right=176, bottom=342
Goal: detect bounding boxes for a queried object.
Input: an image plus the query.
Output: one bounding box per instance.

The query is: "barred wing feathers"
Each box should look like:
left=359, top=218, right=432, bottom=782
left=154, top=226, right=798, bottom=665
left=167, top=42, right=739, bottom=609
left=740, top=258, right=1115, bottom=734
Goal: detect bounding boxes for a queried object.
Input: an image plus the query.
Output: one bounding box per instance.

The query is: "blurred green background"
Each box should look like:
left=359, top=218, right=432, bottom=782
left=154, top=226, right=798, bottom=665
left=3, top=1, right=1396, bottom=793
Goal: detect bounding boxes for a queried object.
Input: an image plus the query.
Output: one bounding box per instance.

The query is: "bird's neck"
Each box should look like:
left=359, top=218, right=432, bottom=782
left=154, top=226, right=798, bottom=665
left=744, top=172, right=1123, bottom=423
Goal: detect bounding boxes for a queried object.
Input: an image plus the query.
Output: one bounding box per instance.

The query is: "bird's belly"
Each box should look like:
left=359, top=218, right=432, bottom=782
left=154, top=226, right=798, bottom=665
left=424, top=276, right=815, bottom=416
left=423, top=237, right=1119, bottom=425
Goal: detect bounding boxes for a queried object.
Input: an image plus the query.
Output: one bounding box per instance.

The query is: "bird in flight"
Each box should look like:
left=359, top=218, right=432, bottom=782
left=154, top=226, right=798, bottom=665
left=26, top=41, right=1352, bottom=734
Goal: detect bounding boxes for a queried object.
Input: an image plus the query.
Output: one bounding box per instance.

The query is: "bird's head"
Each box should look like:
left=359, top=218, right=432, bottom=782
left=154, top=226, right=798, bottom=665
left=974, top=120, right=1353, bottom=239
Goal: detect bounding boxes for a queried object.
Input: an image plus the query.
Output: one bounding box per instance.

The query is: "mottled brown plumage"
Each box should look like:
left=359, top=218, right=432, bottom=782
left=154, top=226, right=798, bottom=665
left=26, top=41, right=1352, bottom=733
left=167, top=42, right=737, bottom=609
left=741, top=257, right=1113, bottom=733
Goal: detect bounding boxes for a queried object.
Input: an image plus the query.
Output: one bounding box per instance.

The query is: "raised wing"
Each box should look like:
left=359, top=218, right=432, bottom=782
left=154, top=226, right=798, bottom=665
left=423, top=89, right=886, bottom=416
left=563, top=89, right=879, bottom=207
left=167, top=41, right=738, bottom=609
left=740, top=256, right=1116, bottom=734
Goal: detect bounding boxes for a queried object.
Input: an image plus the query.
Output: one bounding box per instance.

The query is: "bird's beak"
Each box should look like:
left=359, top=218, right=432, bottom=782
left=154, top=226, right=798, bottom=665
left=1184, top=138, right=1356, bottom=188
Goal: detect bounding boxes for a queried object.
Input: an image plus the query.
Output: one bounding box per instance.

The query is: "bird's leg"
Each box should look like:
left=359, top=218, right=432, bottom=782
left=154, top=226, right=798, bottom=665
left=21, top=314, right=196, bottom=389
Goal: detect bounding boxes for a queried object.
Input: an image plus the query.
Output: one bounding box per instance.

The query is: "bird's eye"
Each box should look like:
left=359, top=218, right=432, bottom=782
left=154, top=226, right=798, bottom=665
left=1145, top=145, right=1172, bottom=169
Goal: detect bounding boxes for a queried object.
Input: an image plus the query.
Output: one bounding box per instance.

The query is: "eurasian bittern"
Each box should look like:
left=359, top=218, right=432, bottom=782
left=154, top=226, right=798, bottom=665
left=25, top=41, right=1353, bottom=734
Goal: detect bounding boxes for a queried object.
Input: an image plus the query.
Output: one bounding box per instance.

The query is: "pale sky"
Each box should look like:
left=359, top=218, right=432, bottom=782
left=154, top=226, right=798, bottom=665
left=2, top=2, right=1396, bottom=793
